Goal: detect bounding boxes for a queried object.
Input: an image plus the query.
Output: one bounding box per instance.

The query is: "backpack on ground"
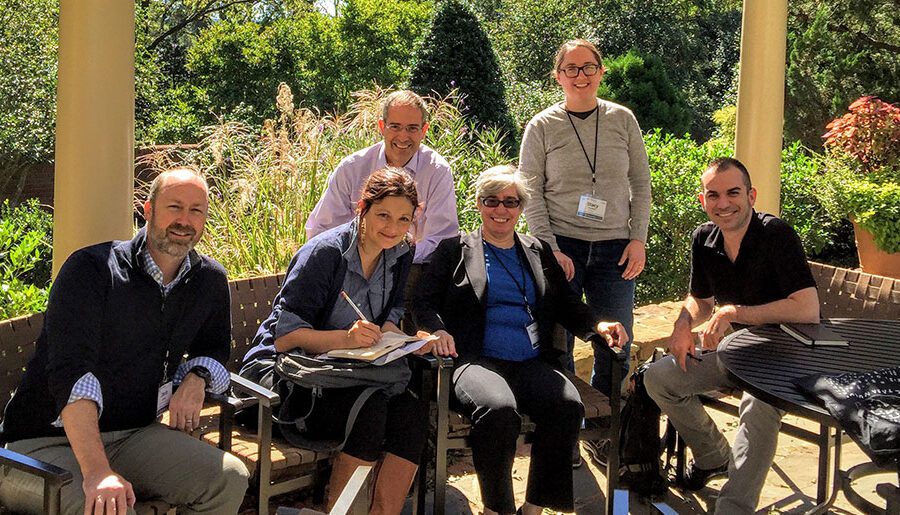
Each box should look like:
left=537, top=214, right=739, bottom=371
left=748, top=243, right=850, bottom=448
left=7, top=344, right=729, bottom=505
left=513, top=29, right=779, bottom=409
left=618, top=360, right=668, bottom=498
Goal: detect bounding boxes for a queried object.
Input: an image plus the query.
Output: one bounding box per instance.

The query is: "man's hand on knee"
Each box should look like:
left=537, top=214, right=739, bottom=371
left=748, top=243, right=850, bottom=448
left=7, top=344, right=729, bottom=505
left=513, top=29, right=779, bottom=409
left=669, top=323, right=696, bottom=372
left=169, top=374, right=206, bottom=433
left=83, top=469, right=135, bottom=515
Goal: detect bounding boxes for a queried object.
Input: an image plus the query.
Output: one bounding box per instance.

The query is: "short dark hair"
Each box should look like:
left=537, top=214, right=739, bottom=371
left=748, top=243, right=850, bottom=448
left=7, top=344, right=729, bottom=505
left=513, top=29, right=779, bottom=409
left=358, top=167, right=418, bottom=217
left=705, top=157, right=751, bottom=189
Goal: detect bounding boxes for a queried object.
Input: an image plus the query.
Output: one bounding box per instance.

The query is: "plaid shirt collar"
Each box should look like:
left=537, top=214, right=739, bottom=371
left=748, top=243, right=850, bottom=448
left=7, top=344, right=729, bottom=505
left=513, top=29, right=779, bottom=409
left=141, top=244, right=192, bottom=296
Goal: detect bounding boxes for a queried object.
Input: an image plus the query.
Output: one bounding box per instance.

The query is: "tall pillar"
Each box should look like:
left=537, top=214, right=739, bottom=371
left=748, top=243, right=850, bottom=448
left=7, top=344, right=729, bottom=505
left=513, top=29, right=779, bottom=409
left=734, top=0, right=788, bottom=216
left=53, top=0, right=135, bottom=276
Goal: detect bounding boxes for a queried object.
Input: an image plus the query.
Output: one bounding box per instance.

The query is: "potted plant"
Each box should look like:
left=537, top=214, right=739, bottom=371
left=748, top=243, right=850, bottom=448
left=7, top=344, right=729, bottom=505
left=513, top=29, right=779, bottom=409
left=820, top=96, right=900, bottom=278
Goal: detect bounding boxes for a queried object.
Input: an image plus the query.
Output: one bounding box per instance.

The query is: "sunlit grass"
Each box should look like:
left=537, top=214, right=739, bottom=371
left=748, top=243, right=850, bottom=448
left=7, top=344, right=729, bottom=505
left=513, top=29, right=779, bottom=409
left=139, top=84, right=513, bottom=278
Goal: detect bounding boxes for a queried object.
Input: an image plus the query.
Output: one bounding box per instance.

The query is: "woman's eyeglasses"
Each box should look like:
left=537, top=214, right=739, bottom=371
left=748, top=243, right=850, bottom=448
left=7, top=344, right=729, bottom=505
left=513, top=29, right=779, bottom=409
left=558, top=64, right=601, bottom=78
left=481, top=197, right=521, bottom=208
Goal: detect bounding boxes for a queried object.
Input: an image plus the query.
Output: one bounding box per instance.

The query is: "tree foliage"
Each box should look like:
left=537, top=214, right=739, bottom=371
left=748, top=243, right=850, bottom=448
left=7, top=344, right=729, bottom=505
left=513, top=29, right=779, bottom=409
left=0, top=0, right=58, bottom=163
left=465, top=0, right=741, bottom=140
left=786, top=0, right=900, bottom=148
left=409, top=0, right=515, bottom=144
left=599, top=51, right=692, bottom=136
left=180, top=0, right=432, bottom=133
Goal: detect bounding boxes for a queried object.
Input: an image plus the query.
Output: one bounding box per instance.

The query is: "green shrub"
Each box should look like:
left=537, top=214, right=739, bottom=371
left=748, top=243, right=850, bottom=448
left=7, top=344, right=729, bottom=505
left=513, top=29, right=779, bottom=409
left=184, top=0, right=432, bottom=134
left=779, top=142, right=843, bottom=256
left=409, top=0, right=516, bottom=148
left=0, top=199, right=52, bottom=318
left=843, top=178, right=900, bottom=253
left=599, top=51, right=692, bottom=136
left=818, top=96, right=900, bottom=254
left=638, top=133, right=842, bottom=304
left=0, top=0, right=58, bottom=163
left=504, top=80, right=563, bottom=132
left=640, top=131, right=726, bottom=304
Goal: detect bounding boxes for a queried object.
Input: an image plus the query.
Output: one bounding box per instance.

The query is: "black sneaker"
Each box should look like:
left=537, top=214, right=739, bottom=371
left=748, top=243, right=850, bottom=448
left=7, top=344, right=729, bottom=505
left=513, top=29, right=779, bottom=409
left=582, top=439, right=610, bottom=469
left=682, top=459, right=729, bottom=491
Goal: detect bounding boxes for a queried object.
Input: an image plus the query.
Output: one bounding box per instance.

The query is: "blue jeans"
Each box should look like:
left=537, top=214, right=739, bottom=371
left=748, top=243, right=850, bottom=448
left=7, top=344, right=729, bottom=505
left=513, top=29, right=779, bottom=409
left=556, top=235, right=634, bottom=396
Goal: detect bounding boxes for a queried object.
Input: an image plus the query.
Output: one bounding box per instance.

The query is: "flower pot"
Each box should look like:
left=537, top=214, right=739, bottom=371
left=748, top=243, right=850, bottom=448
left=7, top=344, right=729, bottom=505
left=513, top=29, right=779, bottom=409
left=852, top=220, right=900, bottom=278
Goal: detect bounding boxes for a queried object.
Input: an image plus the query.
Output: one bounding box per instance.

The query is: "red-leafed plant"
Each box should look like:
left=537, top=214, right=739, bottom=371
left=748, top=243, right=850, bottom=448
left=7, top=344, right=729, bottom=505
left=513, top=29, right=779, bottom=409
left=822, top=96, right=900, bottom=174
left=819, top=96, right=900, bottom=255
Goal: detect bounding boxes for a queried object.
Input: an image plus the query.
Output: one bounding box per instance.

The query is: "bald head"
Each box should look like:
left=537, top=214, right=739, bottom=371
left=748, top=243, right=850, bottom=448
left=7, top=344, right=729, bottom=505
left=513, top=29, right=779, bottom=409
left=148, top=167, right=208, bottom=207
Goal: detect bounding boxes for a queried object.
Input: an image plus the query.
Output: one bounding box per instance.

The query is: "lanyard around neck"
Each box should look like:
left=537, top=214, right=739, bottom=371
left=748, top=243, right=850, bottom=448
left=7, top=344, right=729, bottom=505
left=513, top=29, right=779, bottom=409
left=565, top=108, right=599, bottom=195
left=484, top=240, right=533, bottom=319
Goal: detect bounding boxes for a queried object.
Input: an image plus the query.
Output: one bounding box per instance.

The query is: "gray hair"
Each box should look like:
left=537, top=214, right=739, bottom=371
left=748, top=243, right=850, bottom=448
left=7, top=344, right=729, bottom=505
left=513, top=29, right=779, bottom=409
left=475, top=165, right=532, bottom=207
left=381, top=90, right=429, bottom=123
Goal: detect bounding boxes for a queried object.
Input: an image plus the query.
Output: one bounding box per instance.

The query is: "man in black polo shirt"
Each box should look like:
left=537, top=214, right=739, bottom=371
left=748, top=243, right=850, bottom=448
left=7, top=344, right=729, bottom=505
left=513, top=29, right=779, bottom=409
left=643, top=157, right=820, bottom=514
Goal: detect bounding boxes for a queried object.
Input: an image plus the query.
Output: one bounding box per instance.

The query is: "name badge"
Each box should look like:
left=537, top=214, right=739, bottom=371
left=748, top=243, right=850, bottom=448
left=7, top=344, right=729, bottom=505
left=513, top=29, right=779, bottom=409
left=577, top=194, right=607, bottom=221
left=526, top=322, right=540, bottom=349
left=157, top=381, right=173, bottom=417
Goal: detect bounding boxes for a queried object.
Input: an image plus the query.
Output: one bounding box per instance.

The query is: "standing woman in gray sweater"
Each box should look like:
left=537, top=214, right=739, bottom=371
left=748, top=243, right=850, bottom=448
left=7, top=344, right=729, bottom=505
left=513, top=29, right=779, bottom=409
left=519, top=39, right=651, bottom=398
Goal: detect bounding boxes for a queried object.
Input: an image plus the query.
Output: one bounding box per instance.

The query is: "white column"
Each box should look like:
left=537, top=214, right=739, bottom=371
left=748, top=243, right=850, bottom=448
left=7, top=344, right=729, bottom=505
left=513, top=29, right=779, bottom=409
left=734, top=0, right=788, bottom=216
left=53, top=0, right=135, bottom=276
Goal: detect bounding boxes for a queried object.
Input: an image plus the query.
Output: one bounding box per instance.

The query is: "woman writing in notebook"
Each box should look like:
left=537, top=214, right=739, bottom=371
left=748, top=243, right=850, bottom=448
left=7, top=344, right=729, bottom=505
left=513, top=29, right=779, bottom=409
left=240, top=167, right=434, bottom=514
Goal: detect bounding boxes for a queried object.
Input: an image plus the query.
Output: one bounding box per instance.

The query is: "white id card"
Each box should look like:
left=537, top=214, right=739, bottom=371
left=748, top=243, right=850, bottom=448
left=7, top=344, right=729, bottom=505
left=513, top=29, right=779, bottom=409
left=526, top=322, right=540, bottom=349
left=577, top=194, right=607, bottom=221
left=156, top=381, right=173, bottom=416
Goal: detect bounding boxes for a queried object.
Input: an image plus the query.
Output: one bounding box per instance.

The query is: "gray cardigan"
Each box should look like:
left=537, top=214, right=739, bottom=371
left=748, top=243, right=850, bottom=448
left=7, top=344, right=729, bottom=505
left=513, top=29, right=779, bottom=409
left=519, top=99, right=651, bottom=250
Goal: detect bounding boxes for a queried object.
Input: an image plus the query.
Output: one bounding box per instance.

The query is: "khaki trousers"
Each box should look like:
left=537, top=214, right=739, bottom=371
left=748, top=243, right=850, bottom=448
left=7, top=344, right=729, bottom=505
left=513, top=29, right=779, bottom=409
left=643, top=352, right=784, bottom=514
left=0, top=422, right=249, bottom=515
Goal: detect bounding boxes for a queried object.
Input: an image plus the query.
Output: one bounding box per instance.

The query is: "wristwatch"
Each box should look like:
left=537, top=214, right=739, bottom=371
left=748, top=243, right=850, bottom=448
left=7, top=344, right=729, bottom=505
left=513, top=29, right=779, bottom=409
left=188, top=366, right=212, bottom=388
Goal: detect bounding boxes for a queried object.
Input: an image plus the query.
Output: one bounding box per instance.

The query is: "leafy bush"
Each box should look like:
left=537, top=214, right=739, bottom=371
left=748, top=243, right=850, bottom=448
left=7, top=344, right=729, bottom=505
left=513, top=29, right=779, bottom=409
left=638, top=133, right=843, bottom=304
left=640, top=131, right=727, bottom=303
left=504, top=80, right=563, bottom=132
left=183, top=0, right=432, bottom=133
left=409, top=0, right=516, bottom=148
left=142, top=85, right=511, bottom=277
left=0, top=199, right=52, bottom=318
left=822, top=96, right=900, bottom=174
left=0, top=0, right=58, bottom=163
left=599, top=51, right=692, bottom=136
left=779, top=142, right=844, bottom=256
left=819, top=96, right=900, bottom=254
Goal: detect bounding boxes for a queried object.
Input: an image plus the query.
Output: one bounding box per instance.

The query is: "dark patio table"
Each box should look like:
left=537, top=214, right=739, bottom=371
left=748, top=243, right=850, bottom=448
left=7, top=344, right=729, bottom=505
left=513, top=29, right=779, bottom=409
left=718, top=319, right=900, bottom=514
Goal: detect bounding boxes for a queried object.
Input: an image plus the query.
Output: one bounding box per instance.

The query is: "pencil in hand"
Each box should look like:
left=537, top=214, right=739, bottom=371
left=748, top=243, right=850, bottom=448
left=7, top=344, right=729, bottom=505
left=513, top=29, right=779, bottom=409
left=340, top=290, right=369, bottom=322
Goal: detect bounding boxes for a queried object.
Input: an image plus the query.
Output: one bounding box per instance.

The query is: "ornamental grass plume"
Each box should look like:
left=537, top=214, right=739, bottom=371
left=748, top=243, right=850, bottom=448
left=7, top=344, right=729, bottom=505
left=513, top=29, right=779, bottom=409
left=138, top=85, right=513, bottom=278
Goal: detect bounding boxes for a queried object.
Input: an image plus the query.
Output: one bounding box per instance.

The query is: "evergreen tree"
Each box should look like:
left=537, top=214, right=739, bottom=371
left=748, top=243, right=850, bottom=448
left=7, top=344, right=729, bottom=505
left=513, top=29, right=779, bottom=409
left=599, top=51, right=692, bottom=137
left=409, top=0, right=516, bottom=147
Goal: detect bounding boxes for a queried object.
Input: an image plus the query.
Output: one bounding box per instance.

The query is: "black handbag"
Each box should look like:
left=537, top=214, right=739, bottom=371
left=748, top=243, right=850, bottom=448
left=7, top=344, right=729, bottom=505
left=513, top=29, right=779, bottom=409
left=272, top=351, right=412, bottom=451
left=275, top=350, right=411, bottom=397
left=796, top=366, right=900, bottom=467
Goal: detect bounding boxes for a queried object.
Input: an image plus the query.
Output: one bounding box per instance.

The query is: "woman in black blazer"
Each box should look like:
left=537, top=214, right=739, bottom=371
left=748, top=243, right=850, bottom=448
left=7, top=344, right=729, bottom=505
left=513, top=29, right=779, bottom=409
left=412, top=165, right=628, bottom=515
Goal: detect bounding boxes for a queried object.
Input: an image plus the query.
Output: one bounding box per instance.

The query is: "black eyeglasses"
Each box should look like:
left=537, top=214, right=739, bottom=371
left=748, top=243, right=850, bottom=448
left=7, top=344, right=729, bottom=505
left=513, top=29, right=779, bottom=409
left=481, top=197, right=521, bottom=208
left=558, top=64, right=601, bottom=78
